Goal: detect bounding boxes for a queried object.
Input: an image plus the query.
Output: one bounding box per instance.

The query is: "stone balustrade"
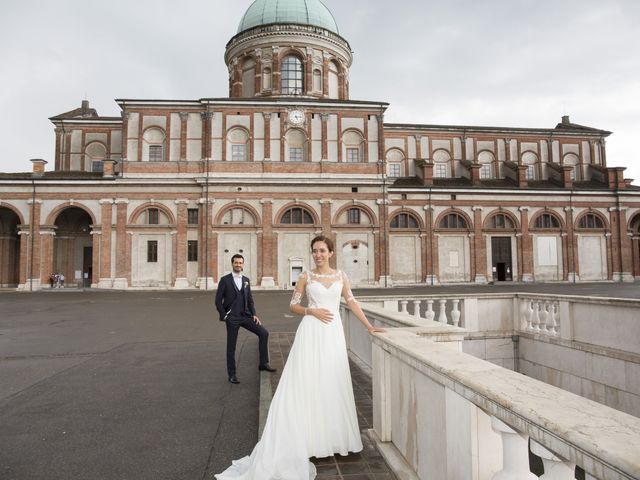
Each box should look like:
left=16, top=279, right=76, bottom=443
left=341, top=302, right=640, bottom=479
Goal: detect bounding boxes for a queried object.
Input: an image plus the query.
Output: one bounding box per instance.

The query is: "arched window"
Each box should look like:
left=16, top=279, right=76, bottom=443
left=578, top=213, right=604, bottom=229
left=312, top=69, right=322, bottom=92
left=281, top=206, right=314, bottom=224
left=328, top=60, right=339, bottom=99
left=433, top=149, right=451, bottom=178
left=241, top=57, right=256, bottom=97
left=227, top=128, right=249, bottom=162
left=143, top=128, right=166, bottom=162
left=281, top=55, right=304, bottom=95
left=563, top=153, right=580, bottom=181
left=534, top=213, right=561, bottom=229
left=440, top=213, right=468, bottom=229
left=262, top=67, right=272, bottom=91
left=390, top=212, right=419, bottom=229
left=488, top=213, right=514, bottom=229
left=343, top=130, right=364, bottom=163
left=136, top=207, right=170, bottom=225
left=286, top=129, right=306, bottom=162
left=386, top=149, right=405, bottom=177
left=85, top=142, right=107, bottom=172
left=478, top=151, right=495, bottom=179
left=521, top=151, right=538, bottom=180
left=221, top=207, right=256, bottom=225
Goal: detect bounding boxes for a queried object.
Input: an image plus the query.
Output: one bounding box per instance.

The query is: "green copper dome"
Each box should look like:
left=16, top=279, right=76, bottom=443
left=237, top=0, right=339, bottom=34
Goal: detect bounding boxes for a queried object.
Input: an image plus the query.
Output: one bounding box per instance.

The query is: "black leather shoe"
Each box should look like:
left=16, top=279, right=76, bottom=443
left=228, top=375, right=240, bottom=384
left=258, top=365, right=277, bottom=373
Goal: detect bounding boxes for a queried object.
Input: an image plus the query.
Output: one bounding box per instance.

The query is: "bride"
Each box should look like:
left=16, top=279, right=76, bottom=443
left=216, top=235, right=385, bottom=479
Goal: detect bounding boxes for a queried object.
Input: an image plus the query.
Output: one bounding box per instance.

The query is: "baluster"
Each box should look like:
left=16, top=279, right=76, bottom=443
left=425, top=300, right=435, bottom=322
left=523, top=299, right=533, bottom=331
left=539, top=301, right=550, bottom=334
left=437, top=299, right=448, bottom=324
left=399, top=300, right=409, bottom=314
left=530, top=301, right=539, bottom=332
left=530, top=440, right=576, bottom=479
left=491, top=417, right=537, bottom=480
left=412, top=300, right=422, bottom=318
left=450, top=299, right=461, bottom=327
left=549, top=302, right=560, bottom=335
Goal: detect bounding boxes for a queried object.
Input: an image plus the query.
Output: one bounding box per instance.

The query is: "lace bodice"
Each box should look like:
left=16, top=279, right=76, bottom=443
left=290, top=270, right=356, bottom=310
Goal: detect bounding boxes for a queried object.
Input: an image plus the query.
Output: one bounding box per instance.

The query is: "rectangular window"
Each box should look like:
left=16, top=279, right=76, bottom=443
left=525, top=165, right=536, bottom=180
left=388, top=163, right=401, bottom=177
left=231, top=144, right=246, bottom=161
left=480, top=164, right=492, bottom=179
left=347, top=208, right=361, bottom=225
left=435, top=164, right=448, bottom=178
left=148, top=208, right=159, bottom=225
left=187, top=240, right=198, bottom=262
left=346, top=148, right=359, bottom=163
left=147, top=241, right=158, bottom=263
left=187, top=208, right=199, bottom=225
left=149, top=145, right=163, bottom=162
left=289, top=147, right=304, bottom=162
left=92, top=161, right=104, bottom=173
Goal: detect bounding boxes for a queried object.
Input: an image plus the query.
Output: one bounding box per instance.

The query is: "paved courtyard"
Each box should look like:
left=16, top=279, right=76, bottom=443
left=1, top=282, right=638, bottom=479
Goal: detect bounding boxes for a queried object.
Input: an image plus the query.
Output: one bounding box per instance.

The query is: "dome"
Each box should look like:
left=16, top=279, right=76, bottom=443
left=237, top=0, right=339, bottom=34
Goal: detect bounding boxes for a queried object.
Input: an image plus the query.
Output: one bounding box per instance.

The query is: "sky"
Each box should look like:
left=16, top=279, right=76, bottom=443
left=1, top=0, right=638, bottom=181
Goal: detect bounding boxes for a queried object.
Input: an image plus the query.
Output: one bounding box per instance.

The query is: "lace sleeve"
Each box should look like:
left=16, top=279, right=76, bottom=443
left=289, top=272, right=307, bottom=305
left=341, top=271, right=357, bottom=304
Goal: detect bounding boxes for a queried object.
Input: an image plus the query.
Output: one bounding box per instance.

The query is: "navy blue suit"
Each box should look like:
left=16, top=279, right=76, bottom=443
left=215, top=273, right=269, bottom=377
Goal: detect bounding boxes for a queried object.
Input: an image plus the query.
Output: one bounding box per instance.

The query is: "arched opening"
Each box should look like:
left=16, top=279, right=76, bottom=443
left=281, top=55, right=304, bottom=95
left=285, top=129, right=307, bottom=162
left=521, top=151, right=538, bottom=180
left=389, top=211, right=421, bottom=283
left=143, top=127, right=166, bottom=162
left=386, top=149, right=405, bottom=177
left=631, top=214, right=640, bottom=278
left=241, top=57, right=256, bottom=97
left=530, top=211, right=564, bottom=281
left=576, top=212, right=608, bottom=280
left=85, top=142, right=107, bottom=173
left=0, top=207, right=21, bottom=287
left=328, top=60, right=339, bottom=99
left=53, top=207, right=94, bottom=288
left=433, top=149, right=451, bottom=178
left=227, top=127, right=250, bottom=162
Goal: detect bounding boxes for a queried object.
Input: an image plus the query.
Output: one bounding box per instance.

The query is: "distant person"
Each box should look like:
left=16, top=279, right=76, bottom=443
left=214, top=254, right=275, bottom=384
left=59, top=273, right=65, bottom=288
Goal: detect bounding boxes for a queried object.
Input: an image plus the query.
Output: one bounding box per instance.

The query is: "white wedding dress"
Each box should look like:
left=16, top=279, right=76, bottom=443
left=215, top=270, right=363, bottom=479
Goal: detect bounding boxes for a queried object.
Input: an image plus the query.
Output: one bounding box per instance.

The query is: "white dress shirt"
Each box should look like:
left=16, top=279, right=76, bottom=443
left=233, top=274, right=243, bottom=290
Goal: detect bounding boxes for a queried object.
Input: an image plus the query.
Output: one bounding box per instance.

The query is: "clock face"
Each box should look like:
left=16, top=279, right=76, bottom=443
left=288, top=110, right=305, bottom=125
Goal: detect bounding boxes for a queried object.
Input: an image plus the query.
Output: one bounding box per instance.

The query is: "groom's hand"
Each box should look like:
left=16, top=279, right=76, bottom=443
left=253, top=315, right=262, bottom=325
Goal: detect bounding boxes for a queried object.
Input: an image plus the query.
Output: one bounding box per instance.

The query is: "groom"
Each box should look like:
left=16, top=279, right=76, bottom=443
left=215, top=254, right=276, bottom=384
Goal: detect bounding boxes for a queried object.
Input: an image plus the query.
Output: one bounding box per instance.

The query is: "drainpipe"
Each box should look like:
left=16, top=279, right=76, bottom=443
left=512, top=334, right=520, bottom=371
left=29, top=178, right=36, bottom=292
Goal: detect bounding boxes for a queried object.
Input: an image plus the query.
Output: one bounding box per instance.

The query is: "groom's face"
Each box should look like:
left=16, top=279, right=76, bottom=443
left=232, top=258, right=244, bottom=274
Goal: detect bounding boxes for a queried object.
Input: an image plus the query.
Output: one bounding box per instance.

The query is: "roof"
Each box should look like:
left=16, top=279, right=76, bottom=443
left=237, top=0, right=339, bottom=34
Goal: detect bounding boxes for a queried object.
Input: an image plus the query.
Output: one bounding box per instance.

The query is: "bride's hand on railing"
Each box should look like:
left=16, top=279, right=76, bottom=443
left=309, top=308, right=333, bottom=323
left=368, top=326, right=386, bottom=334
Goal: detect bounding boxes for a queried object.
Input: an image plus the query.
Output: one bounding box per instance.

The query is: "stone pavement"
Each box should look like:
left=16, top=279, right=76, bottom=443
left=267, top=333, right=395, bottom=479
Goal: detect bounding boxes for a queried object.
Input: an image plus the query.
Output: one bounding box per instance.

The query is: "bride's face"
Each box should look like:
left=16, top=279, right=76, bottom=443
left=312, top=241, right=333, bottom=267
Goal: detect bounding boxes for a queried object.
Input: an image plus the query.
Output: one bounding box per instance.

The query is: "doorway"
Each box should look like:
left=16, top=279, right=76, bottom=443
left=491, top=237, right=513, bottom=281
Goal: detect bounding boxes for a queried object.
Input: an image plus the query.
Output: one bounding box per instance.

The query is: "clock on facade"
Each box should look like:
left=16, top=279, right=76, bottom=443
left=288, top=109, right=305, bottom=125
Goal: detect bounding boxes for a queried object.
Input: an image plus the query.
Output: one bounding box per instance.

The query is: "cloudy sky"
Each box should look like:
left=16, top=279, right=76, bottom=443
left=1, top=0, right=638, bottom=181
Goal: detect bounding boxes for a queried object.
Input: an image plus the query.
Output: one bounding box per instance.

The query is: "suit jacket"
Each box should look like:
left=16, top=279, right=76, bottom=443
left=215, top=273, right=256, bottom=322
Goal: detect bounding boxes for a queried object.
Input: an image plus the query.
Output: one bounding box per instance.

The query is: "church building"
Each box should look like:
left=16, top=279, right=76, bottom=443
left=1, top=0, right=639, bottom=290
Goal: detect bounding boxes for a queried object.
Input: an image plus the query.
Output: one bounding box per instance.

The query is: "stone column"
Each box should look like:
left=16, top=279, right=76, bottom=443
left=259, top=199, right=276, bottom=287
left=271, top=47, right=281, bottom=95
left=174, top=200, right=190, bottom=288
left=618, top=207, right=634, bottom=282
left=320, top=199, right=335, bottom=268
left=25, top=199, right=43, bottom=290
left=609, top=206, right=622, bottom=281
left=491, top=417, right=537, bottom=479
left=423, top=205, right=437, bottom=284
left=472, top=206, right=487, bottom=283
left=98, top=199, right=113, bottom=288
left=201, top=111, right=213, bottom=160
left=113, top=199, right=129, bottom=289
left=519, top=207, right=533, bottom=282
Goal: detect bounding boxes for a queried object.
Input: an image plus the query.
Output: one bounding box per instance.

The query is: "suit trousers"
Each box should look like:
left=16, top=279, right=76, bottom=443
left=225, top=315, right=270, bottom=377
